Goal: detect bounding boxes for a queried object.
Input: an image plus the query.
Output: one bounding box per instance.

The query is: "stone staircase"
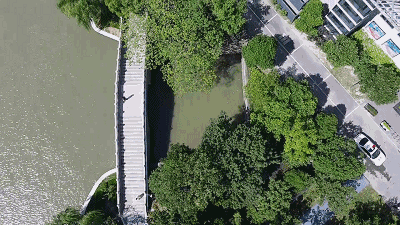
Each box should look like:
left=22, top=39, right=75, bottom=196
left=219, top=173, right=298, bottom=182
left=117, top=46, right=147, bottom=223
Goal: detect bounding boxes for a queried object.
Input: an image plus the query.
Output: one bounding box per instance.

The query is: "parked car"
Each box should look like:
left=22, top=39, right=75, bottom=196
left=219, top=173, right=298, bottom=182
left=354, top=133, right=386, bottom=166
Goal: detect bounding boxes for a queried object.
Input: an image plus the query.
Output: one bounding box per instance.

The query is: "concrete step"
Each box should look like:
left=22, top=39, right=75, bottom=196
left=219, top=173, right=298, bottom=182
left=124, top=81, right=143, bottom=85
left=123, top=156, right=144, bottom=161
left=121, top=150, right=144, bottom=155
left=122, top=129, right=143, bottom=133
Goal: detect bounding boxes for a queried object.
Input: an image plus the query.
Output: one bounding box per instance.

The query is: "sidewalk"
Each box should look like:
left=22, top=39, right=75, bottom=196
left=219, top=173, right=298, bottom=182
left=246, top=0, right=400, bottom=202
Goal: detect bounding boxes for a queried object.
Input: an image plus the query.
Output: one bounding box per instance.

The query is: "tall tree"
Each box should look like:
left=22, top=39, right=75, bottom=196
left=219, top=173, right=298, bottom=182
left=149, top=112, right=282, bottom=224
left=47, top=207, right=82, bottom=225
left=199, top=113, right=281, bottom=210
left=345, top=200, right=399, bottom=225
left=313, top=136, right=365, bottom=181
left=145, top=0, right=247, bottom=94
left=148, top=144, right=210, bottom=224
left=246, top=68, right=319, bottom=165
left=243, top=35, right=277, bottom=69
left=294, top=0, right=324, bottom=36
left=57, top=0, right=115, bottom=29
left=247, top=180, right=293, bottom=224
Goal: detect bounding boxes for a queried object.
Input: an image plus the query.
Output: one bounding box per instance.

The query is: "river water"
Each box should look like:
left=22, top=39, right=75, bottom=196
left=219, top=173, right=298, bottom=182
left=0, top=0, right=117, bottom=224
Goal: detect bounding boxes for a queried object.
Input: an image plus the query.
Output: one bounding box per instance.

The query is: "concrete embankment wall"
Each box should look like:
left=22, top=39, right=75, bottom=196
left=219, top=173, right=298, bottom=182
left=90, top=20, right=120, bottom=41
left=80, top=168, right=117, bottom=215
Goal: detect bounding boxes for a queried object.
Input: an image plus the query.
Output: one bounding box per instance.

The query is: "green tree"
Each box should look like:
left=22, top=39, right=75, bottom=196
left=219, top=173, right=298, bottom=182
left=199, top=113, right=280, bottom=210
left=145, top=0, right=247, bottom=95
left=105, top=0, right=144, bottom=17
left=243, top=35, right=277, bottom=69
left=148, top=144, right=208, bottom=224
left=357, top=63, right=400, bottom=105
left=324, top=181, right=357, bottom=218
left=149, top=112, right=282, bottom=224
left=294, top=0, right=324, bottom=36
left=47, top=207, right=82, bottom=225
left=344, top=200, right=398, bottom=225
left=315, top=113, right=338, bottom=140
left=57, top=0, right=116, bottom=30
left=283, top=117, right=318, bottom=165
left=247, top=180, right=293, bottom=224
left=246, top=68, right=318, bottom=165
left=322, top=35, right=360, bottom=67
left=79, top=210, right=104, bottom=225
left=313, top=136, right=365, bottom=181
left=284, top=169, right=312, bottom=193
left=206, top=0, right=247, bottom=35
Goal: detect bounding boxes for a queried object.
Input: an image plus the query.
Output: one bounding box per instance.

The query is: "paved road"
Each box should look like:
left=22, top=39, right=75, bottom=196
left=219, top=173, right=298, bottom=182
left=246, top=0, right=400, bottom=201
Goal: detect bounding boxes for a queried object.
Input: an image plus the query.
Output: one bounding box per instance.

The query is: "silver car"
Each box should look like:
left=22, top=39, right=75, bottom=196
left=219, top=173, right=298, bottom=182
left=354, top=133, right=386, bottom=166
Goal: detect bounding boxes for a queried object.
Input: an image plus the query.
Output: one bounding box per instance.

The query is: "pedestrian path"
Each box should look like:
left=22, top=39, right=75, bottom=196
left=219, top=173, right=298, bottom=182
left=114, top=28, right=148, bottom=224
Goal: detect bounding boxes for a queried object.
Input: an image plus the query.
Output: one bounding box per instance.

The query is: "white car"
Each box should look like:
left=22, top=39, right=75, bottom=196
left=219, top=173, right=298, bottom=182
left=354, top=133, right=386, bottom=166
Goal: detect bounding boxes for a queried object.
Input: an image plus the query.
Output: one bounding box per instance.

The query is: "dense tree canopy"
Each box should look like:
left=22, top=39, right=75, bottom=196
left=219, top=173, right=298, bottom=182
left=105, top=0, right=144, bottom=17
left=323, top=35, right=360, bottom=67
left=57, top=0, right=118, bottom=29
left=313, top=136, right=365, bottom=181
left=149, top=113, right=284, bottom=224
left=57, top=0, right=247, bottom=94
left=322, top=35, right=400, bottom=104
left=246, top=68, right=319, bottom=165
left=243, top=35, right=277, bottom=69
left=357, top=61, right=400, bottom=105
left=145, top=0, right=247, bottom=94
left=47, top=207, right=82, bottom=225
left=294, top=0, right=324, bottom=36
left=344, top=200, right=399, bottom=224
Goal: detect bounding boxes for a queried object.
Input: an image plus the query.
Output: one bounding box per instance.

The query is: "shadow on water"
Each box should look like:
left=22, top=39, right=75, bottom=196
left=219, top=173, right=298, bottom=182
left=215, top=54, right=242, bottom=87
left=147, top=68, right=175, bottom=172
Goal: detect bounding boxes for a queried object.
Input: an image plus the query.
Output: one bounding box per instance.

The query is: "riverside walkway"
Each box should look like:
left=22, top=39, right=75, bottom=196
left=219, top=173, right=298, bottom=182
left=114, top=27, right=148, bottom=224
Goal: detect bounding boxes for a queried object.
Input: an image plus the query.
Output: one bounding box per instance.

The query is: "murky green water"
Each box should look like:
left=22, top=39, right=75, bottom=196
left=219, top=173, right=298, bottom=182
left=0, top=1, right=117, bottom=224
left=170, top=63, right=244, bottom=148
left=147, top=58, right=244, bottom=168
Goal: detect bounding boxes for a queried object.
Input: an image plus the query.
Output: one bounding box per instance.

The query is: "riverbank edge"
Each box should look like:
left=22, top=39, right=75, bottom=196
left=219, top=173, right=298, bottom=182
left=80, top=168, right=117, bottom=215
left=90, top=20, right=120, bottom=41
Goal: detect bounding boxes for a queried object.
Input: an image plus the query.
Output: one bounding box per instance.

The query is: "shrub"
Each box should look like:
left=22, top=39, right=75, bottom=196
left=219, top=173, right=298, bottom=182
left=79, top=210, right=104, bottom=225
left=242, top=35, right=277, bottom=69
left=364, top=103, right=378, bottom=116
left=322, top=35, right=360, bottom=67
left=47, top=207, right=82, bottom=225
left=294, top=0, right=324, bottom=36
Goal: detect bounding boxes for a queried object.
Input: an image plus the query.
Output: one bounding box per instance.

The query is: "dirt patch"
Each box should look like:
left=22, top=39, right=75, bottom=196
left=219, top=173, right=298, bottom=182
left=104, top=27, right=120, bottom=38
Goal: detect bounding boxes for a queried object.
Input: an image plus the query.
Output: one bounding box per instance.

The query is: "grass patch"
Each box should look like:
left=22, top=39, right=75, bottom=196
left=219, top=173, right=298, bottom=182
left=329, top=66, right=367, bottom=103
left=353, top=186, right=381, bottom=204
left=352, top=30, right=393, bottom=66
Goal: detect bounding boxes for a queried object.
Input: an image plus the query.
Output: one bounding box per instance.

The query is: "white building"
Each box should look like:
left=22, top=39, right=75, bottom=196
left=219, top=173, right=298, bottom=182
left=321, top=0, right=400, bottom=67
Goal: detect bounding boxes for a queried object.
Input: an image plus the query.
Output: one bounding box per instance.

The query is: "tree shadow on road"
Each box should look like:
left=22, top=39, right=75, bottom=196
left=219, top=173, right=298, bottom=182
left=274, top=34, right=295, bottom=66
left=245, top=1, right=272, bottom=38
left=337, top=121, right=362, bottom=139
left=307, top=73, right=330, bottom=111
left=277, top=62, right=306, bottom=81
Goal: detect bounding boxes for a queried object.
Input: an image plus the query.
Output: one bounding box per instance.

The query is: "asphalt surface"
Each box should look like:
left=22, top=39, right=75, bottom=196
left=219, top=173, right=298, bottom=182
left=246, top=0, right=400, bottom=201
